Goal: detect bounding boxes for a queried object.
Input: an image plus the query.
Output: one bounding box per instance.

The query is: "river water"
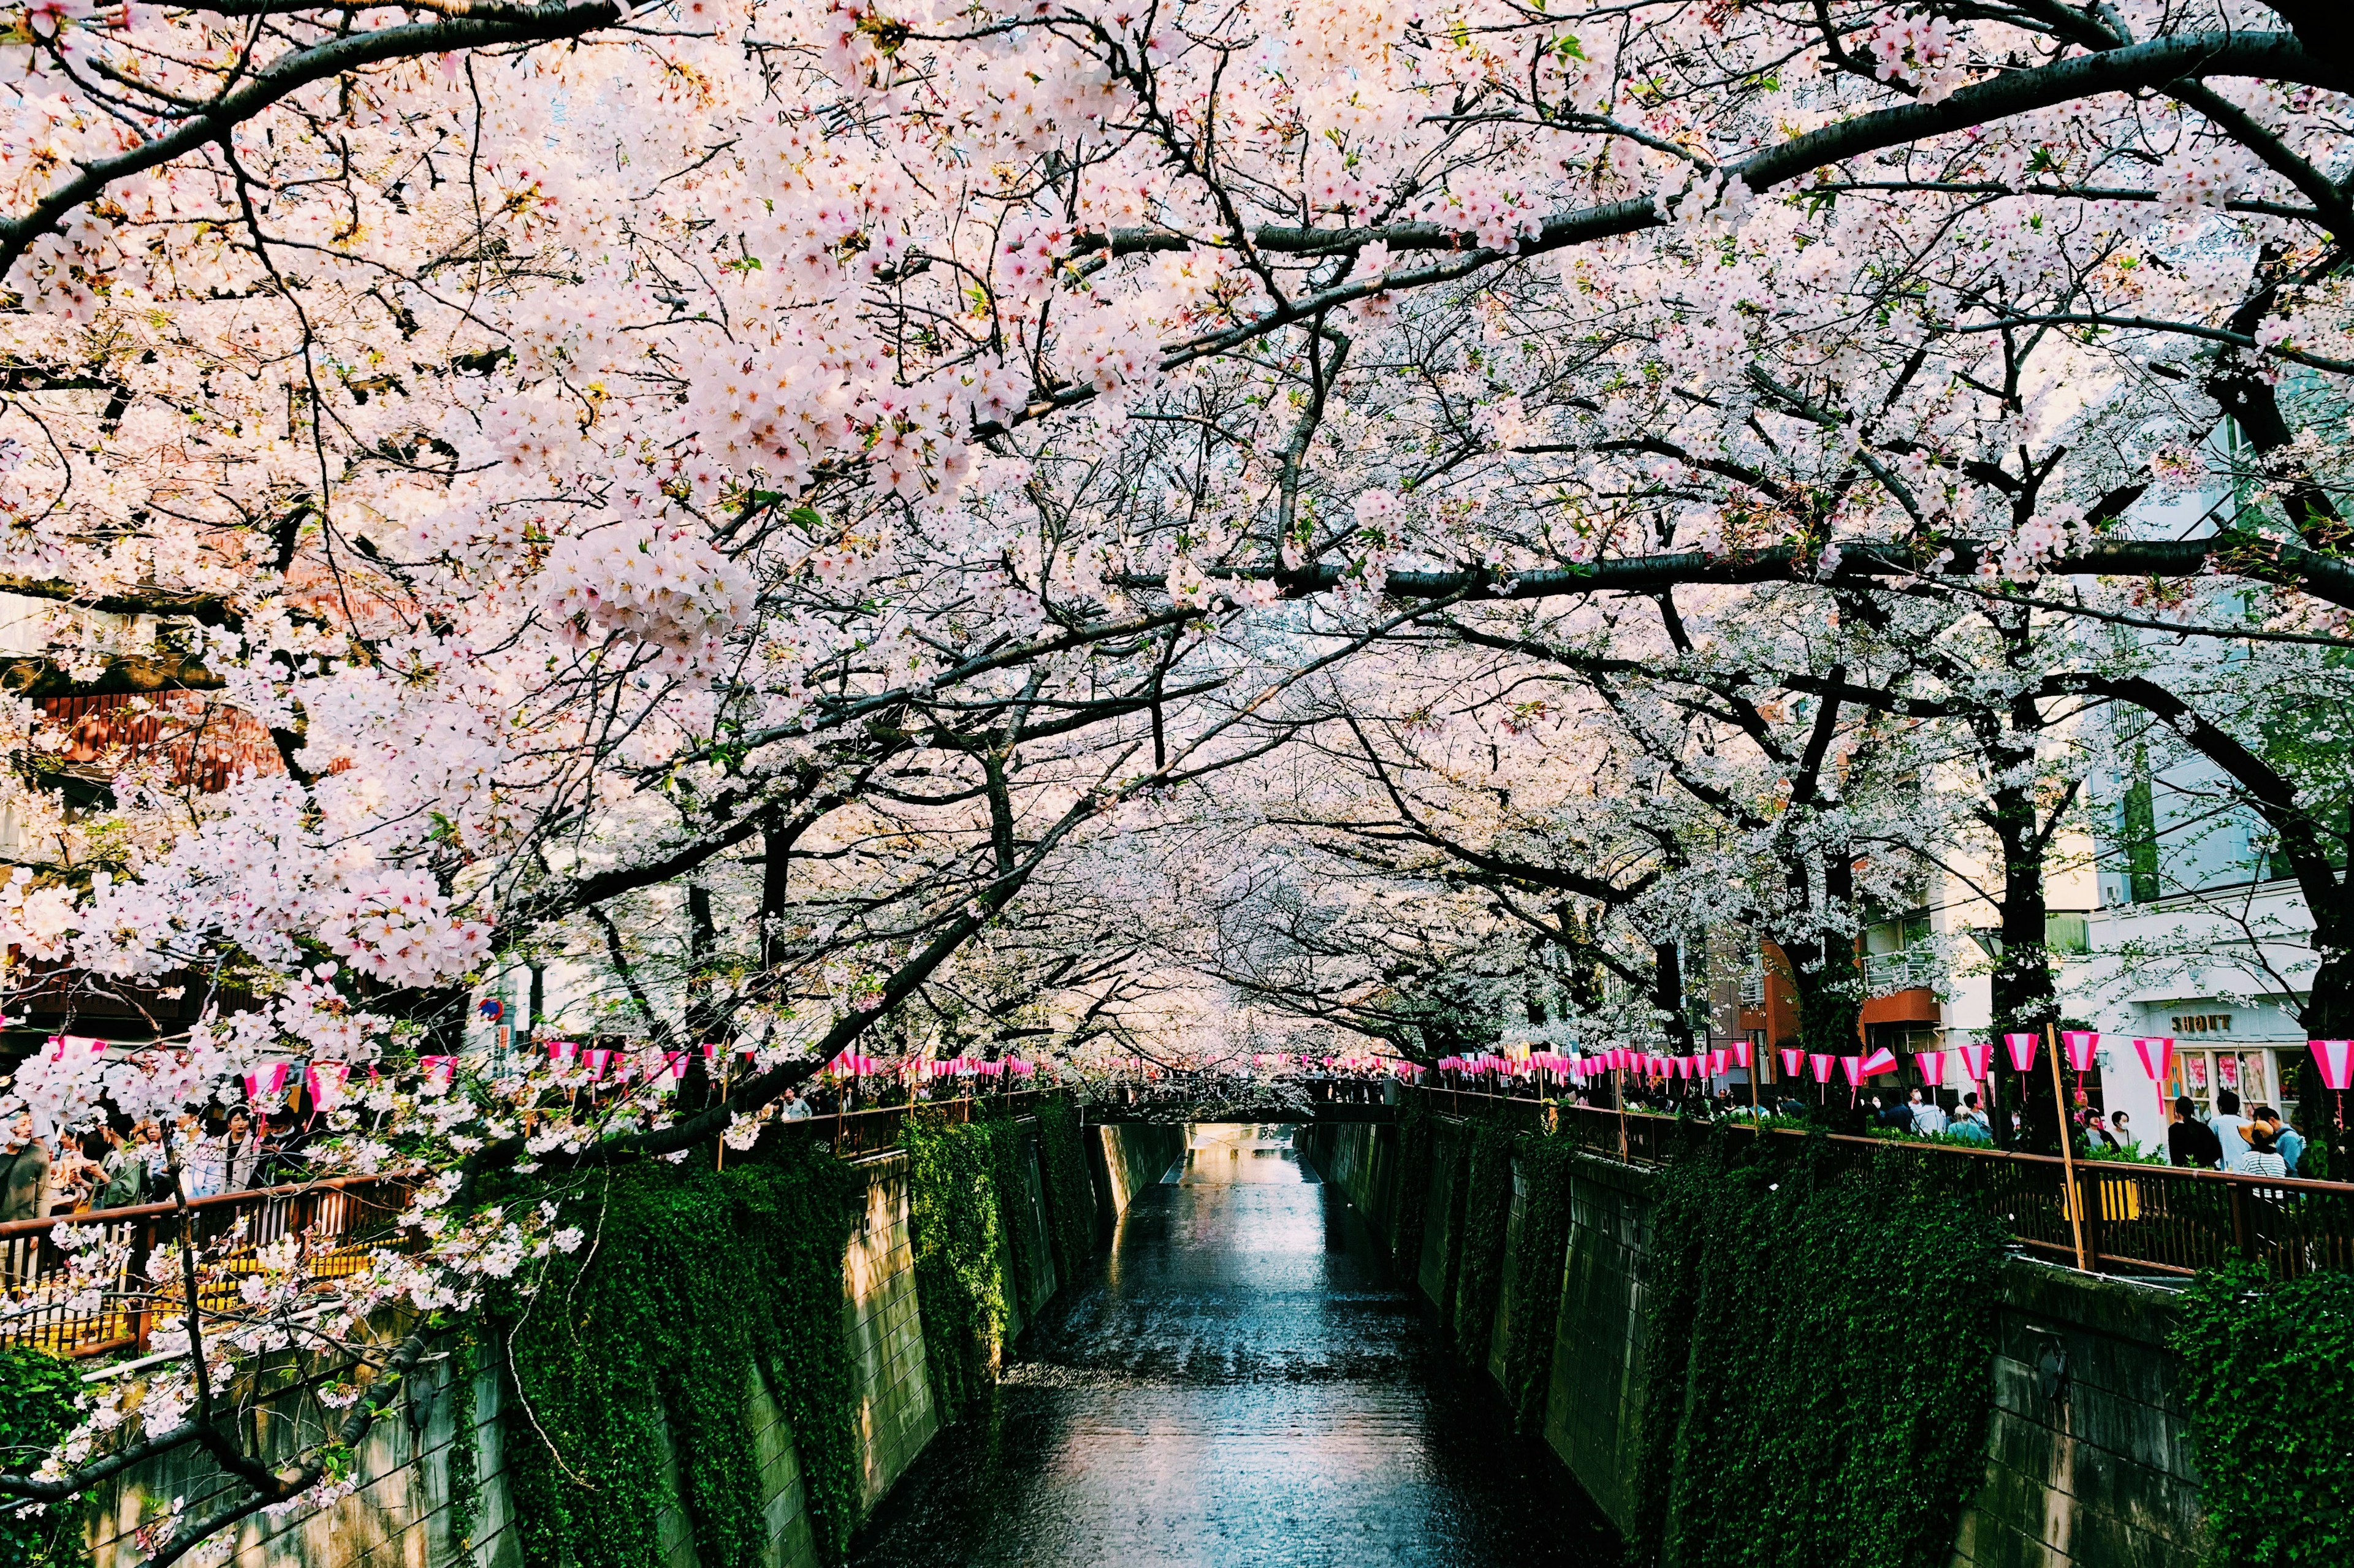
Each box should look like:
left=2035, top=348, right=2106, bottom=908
left=850, top=1123, right=1621, bottom=1567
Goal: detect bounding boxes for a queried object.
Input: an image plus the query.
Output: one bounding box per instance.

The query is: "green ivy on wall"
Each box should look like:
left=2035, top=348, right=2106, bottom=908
left=1033, top=1094, right=1098, bottom=1283
left=2173, top=1259, right=2354, bottom=1568
left=1634, top=1137, right=1709, bottom=1556
left=1636, top=1134, right=2004, bottom=1568
left=442, top=1331, right=481, bottom=1558
left=904, top=1108, right=1008, bottom=1417
left=984, top=1120, right=1047, bottom=1323
left=1430, top=1118, right=1472, bottom=1311
left=486, top=1141, right=864, bottom=1568
left=1500, top=1133, right=1578, bottom=1434
left=0, top=1346, right=88, bottom=1568
left=1390, top=1095, right=1436, bottom=1276
left=1452, top=1122, right=1516, bottom=1362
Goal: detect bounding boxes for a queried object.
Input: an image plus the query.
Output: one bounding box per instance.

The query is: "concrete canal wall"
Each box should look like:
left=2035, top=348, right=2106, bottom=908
left=86, top=1117, right=1178, bottom=1568
left=1298, top=1119, right=2211, bottom=1568
left=1092, top=1121, right=1186, bottom=1225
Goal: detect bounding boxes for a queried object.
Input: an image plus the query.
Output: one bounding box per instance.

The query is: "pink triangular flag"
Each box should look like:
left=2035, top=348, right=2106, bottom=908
left=2062, top=1031, right=2100, bottom=1073
left=2003, top=1032, right=2038, bottom=1073
left=2133, top=1037, right=2176, bottom=1084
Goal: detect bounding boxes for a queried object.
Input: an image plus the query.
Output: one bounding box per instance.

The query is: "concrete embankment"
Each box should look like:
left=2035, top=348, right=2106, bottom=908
left=1297, top=1118, right=2211, bottom=1568
left=85, top=1119, right=1186, bottom=1568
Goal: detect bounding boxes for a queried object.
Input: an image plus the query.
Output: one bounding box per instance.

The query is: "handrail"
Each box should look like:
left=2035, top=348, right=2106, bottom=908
left=0, top=1089, right=1051, bottom=1355
left=0, top=1171, right=411, bottom=1241
left=1414, top=1086, right=2354, bottom=1282
left=1420, top=1086, right=2354, bottom=1193
left=0, top=1090, right=1049, bottom=1236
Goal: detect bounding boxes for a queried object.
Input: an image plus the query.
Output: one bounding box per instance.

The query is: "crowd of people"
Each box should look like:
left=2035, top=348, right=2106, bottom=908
left=2165, top=1089, right=2309, bottom=1178
left=2, top=1057, right=2315, bottom=1231
left=0, top=1107, right=313, bottom=1225
left=1569, top=1075, right=2316, bottom=1181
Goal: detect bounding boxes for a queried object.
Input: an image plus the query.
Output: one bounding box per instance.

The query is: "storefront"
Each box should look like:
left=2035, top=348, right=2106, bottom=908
left=2136, top=1000, right=2304, bottom=1122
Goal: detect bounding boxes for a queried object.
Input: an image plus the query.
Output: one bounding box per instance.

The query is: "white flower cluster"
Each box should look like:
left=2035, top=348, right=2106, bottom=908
left=538, top=512, right=756, bottom=676
left=314, top=871, right=491, bottom=988
left=2155, top=147, right=2249, bottom=209
left=1864, top=14, right=1957, bottom=88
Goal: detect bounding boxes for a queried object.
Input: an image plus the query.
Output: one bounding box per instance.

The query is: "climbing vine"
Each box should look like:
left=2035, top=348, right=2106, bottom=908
left=1501, top=1133, right=1578, bottom=1434
left=1452, top=1121, right=1516, bottom=1362
left=441, top=1331, right=481, bottom=1559
left=1632, top=1137, right=1710, bottom=1556
left=1431, top=1119, right=1472, bottom=1310
left=0, top=1347, right=87, bottom=1568
left=1637, top=1134, right=2003, bottom=1568
left=485, top=1140, right=864, bottom=1568
left=1033, top=1093, right=1097, bottom=1284
left=2173, top=1260, right=2354, bottom=1568
left=1390, top=1095, right=1436, bottom=1276
left=985, top=1119, right=1046, bottom=1323
left=904, top=1108, right=1008, bottom=1416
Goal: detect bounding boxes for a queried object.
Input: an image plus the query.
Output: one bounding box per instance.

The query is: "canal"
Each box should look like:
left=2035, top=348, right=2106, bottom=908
left=851, top=1123, right=1621, bottom=1567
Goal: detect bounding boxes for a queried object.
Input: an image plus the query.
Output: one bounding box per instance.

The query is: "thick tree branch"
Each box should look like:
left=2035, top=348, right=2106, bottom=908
left=1, top=3, right=627, bottom=283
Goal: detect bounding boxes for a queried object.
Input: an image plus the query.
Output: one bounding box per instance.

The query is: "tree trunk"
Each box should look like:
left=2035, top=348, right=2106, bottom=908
left=677, top=885, right=723, bottom=1105
left=1653, top=940, right=1696, bottom=1057
left=2293, top=919, right=2354, bottom=1176
left=1787, top=854, right=1861, bottom=1067
left=760, top=808, right=791, bottom=970
left=1985, top=780, right=2060, bottom=1152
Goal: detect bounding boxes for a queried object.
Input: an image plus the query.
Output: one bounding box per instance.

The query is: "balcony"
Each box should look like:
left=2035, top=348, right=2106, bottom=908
left=1860, top=947, right=1940, bottom=1027
left=1862, top=948, right=1940, bottom=996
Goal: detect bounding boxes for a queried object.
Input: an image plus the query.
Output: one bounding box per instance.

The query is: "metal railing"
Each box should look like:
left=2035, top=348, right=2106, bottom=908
left=804, top=1087, right=1048, bottom=1158
left=1417, top=1088, right=2354, bottom=1283
left=0, top=1090, right=1054, bottom=1355
left=0, top=1175, right=414, bottom=1358
left=1861, top=948, right=1941, bottom=994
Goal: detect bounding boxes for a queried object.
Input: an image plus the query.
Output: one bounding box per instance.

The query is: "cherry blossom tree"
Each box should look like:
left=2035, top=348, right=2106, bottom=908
left=7, top=0, right=2354, bottom=1556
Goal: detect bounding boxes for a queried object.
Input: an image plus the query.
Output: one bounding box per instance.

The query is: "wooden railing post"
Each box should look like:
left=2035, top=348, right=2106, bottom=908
left=135, top=1213, right=165, bottom=1353
left=2046, top=1024, right=2090, bottom=1273
left=2076, top=1163, right=2105, bottom=1273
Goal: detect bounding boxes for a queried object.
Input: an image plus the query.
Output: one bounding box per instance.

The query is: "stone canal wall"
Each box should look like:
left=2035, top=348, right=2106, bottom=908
left=83, top=1309, right=512, bottom=1568
left=1091, top=1121, right=1186, bottom=1226
left=85, top=1116, right=1141, bottom=1568
left=1297, top=1119, right=2211, bottom=1568
left=1539, top=1151, right=1653, bottom=1534
left=1952, top=1262, right=2209, bottom=1568
left=994, top=1130, right=1058, bottom=1344
left=842, top=1153, right=942, bottom=1518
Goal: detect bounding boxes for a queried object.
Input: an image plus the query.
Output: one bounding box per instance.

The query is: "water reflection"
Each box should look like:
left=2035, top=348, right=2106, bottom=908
left=850, top=1122, right=1621, bottom=1567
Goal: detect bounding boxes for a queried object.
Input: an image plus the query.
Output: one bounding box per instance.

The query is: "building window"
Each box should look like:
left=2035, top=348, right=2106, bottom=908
left=2169, top=1048, right=2295, bottom=1119
left=2044, top=911, right=2090, bottom=956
